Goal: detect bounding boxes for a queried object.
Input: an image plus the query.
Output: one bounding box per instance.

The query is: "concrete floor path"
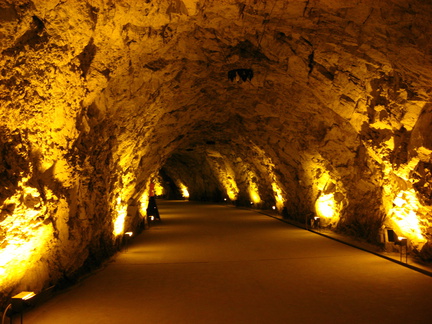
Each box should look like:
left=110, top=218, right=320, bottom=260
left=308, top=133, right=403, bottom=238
left=24, top=200, right=432, bottom=324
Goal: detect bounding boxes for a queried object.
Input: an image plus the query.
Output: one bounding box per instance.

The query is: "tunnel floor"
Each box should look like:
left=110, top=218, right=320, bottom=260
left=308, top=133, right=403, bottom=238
left=24, top=200, right=432, bottom=324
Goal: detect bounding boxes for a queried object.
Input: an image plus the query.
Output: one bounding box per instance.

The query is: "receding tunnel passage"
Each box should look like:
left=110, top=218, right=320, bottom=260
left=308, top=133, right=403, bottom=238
left=23, top=201, right=432, bottom=323
left=1, top=0, right=432, bottom=317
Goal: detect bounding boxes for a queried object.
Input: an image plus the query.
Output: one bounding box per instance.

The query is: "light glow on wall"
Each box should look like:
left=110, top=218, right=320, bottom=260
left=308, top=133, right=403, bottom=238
left=0, top=225, right=53, bottom=282
left=271, top=182, right=285, bottom=209
left=179, top=183, right=190, bottom=198
left=250, top=145, right=285, bottom=208
left=303, top=156, right=344, bottom=227
left=316, top=172, right=331, bottom=191
left=139, top=192, right=149, bottom=217
left=381, top=160, right=428, bottom=248
left=0, top=177, right=54, bottom=287
left=113, top=197, right=127, bottom=236
left=387, top=189, right=426, bottom=244
left=154, top=178, right=164, bottom=196
left=315, top=193, right=336, bottom=219
left=224, top=177, right=239, bottom=201
left=248, top=180, right=261, bottom=204
left=207, top=155, right=239, bottom=200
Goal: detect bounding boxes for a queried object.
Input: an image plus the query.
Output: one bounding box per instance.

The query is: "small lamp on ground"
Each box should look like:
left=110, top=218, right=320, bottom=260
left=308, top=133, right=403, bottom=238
left=11, top=292, right=36, bottom=312
left=3, top=291, right=36, bottom=324
left=310, top=216, right=320, bottom=229
left=123, top=232, right=133, bottom=251
left=394, top=236, right=408, bottom=263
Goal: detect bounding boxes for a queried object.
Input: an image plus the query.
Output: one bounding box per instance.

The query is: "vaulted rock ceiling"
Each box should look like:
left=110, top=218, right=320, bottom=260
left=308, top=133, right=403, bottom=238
left=1, top=0, right=432, bottom=302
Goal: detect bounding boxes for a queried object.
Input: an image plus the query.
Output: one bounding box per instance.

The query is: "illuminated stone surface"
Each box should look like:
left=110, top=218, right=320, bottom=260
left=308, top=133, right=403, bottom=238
left=23, top=201, right=432, bottom=323
left=1, top=0, right=432, bottom=304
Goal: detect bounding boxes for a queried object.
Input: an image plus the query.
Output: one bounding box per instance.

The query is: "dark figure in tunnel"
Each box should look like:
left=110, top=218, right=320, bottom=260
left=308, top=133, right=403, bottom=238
left=146, top=196, right=160, bottom=221
left=146, top=182, right=161, bottom=220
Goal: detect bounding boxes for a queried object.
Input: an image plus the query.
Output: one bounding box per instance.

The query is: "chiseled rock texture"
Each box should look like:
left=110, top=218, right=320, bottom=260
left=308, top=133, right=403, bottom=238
left=1, top=0, right=432, bottom=305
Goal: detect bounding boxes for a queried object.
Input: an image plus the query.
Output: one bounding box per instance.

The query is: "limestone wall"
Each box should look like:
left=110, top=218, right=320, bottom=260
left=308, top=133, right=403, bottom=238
left=1, top=0, right=432, bottom=306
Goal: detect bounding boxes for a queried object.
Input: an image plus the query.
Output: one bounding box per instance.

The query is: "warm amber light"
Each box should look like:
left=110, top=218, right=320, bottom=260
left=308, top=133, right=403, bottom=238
left=247, top=145, right=285, bottom=209
left=304, top=159, right=343, bottom=228
left=139, top=193, right=149, bottom=216
left=207, top=154, right=239, bottom=200
left=249, top=190, right=261, bottom=204
left=386, top=189, right=425, bottom=245
left=220, top=174, right=239, bottom=201
left=0, top=224, right=52, bottom=281
left=13, top=291, right=36, bottom=300
left=247, top=172, right=261, bottom=204
left=393, top=196, right=405, bottom=207
left=0, top=176, right=54, bottom=287
left=226, top=187, right=238, bottom=201
left=271, top=182, right=285, bottom=210
left=113, top=197, right=127, bottom=236
left=179, top=183, right=190, bottom=198
left=315, top=193, right=336, bottom=219
left=153, top=177, right=164, bottom=196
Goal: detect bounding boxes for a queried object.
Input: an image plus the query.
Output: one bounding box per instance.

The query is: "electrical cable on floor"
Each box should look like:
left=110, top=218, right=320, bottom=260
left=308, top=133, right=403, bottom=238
left=1, top=304, right=12, bottom=324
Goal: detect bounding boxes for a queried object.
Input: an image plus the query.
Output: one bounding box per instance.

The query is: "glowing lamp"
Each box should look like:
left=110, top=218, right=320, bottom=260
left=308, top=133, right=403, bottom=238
left=150, top=216, right=154, bottom=221
left=394, top=236, right=408, bottom=263
left=13, top=291, right=35, bottom=301
left=224, top=198, right=227, bottom=201
left=395, top=236, right=408, bottom=246
left=272, top=206, right=276, bottom=210
left=311, top=216, right=321, bottom=229
left=125, top=232, right=133, bottom=237
left=11, top=291, right=36, bottom=312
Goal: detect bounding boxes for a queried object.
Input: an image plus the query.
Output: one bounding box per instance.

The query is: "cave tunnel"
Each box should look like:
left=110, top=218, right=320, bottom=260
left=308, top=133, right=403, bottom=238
left=1, top=0, right=432, bottom=307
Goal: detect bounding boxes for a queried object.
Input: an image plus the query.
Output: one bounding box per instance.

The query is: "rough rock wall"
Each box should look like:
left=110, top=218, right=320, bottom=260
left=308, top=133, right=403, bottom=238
left=163, top=152, right=224, bottom=201
left=1, top=0, right=432, bottom=306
